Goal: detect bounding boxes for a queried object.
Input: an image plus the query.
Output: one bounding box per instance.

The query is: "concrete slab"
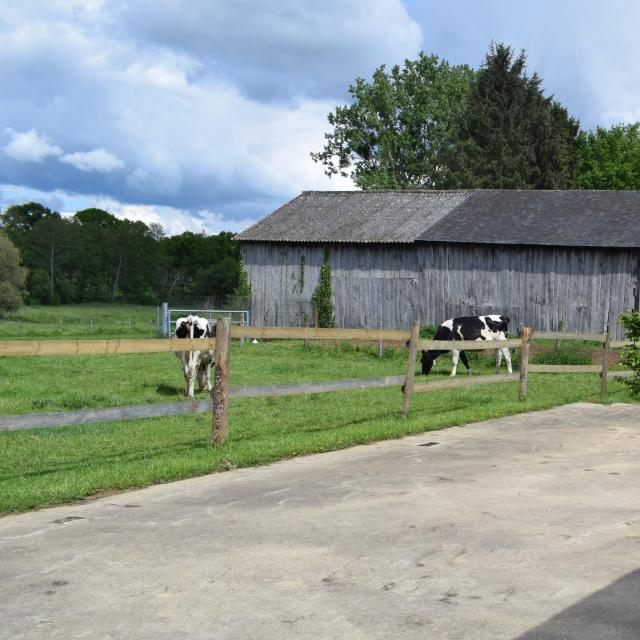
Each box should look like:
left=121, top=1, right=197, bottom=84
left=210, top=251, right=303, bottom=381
left=1, top=402, right=640, bottom=640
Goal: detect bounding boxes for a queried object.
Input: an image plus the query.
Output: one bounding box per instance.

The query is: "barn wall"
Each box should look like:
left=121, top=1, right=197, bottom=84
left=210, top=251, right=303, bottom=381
left=241, top=242, right=638, bottom=338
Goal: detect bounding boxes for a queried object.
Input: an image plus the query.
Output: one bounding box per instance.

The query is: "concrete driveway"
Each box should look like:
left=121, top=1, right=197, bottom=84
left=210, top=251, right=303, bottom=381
left=2, top=402, right=640, bottom=640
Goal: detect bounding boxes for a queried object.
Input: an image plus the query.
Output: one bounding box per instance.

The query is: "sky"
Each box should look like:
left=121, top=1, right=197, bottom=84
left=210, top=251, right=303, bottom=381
left=1, top=0, right=640, bottom=236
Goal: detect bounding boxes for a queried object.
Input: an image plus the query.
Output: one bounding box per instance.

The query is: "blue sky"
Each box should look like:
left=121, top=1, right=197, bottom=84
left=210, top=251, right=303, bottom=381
left=1, top=1, right=639, bottom=235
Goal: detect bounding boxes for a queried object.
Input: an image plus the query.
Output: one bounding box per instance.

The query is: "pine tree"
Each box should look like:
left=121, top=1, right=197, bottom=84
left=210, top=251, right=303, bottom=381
left=445, top=43, right=581, bottom=189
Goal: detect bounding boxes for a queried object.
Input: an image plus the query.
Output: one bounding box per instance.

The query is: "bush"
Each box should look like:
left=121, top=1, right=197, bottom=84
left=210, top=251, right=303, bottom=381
left=419, top=324, right=438, bottom=339
left=619, top=311, right=640, bottom=396
left=531, top=347, right=592, bottom=366
left=311, top=262, right=335, bottom=328
left=0, top=233, right=27, bottom=315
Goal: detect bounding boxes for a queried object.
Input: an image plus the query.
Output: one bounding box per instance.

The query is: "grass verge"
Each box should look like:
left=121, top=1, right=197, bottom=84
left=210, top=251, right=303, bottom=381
left=1, top=304, right=637, bottom=514
left=0, top=363, right=636, bottom=514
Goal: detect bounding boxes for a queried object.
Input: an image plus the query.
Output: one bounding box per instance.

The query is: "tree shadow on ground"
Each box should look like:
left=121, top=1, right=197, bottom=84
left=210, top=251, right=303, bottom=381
left=514, top=569, right=640, bottom=639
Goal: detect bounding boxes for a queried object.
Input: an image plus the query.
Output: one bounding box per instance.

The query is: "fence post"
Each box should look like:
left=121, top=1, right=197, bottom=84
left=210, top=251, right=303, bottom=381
left=519, top=327, right=532, bottom=400
left=378, top=320, right=383, bottom=359
left=304, top=312, right=309, bottom=348
left=554, top=320, right=565, bottom=351
left=600, top=322, right=612, bottom=400
left=239, top=313, right=245, bottom=347
left=161, top=302, right=169, bottom=337
left=402, top=321, right=421, bottom=417
left=212, top=318, right=231, bottom=446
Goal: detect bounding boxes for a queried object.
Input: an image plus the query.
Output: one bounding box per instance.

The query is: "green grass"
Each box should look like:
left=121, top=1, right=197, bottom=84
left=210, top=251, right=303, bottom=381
left=0, top=303, right=159, bottom=340
left=0, top=304, right=637, bottom=515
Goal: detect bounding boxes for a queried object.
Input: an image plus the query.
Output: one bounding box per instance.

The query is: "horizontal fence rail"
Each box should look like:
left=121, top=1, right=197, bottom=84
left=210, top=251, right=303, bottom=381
left=0, top=338, right=217, bottom=357
left=0, top=323, right=635, bottom=435
left=0, top=332, right=631, bottom=359
left=0, top=375, right=407, bottom=431
left=532, top=331, right=606, bottom=342
left=529, top=364, right=603, bottom=373
left=0, top=327, right=411, bottom=357
left=416, top=338, right=522, bottom=351
left=412, top=373, right=519, bottom=393
left=232, top=326, right=411, bottom=341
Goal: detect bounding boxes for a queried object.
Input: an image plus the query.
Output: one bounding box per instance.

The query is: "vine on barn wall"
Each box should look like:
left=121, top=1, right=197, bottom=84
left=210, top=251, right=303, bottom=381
left=312, top=248, right=334, bottom=328
left=231, top=258, right=251, bottom=309
left=299, top=255, right=305, bottom=292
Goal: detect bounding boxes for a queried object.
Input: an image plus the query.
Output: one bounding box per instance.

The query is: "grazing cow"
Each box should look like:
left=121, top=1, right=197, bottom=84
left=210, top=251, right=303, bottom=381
left=421, top=315, right=512, bottom=377
left=174, top=315, right=215, bottom=397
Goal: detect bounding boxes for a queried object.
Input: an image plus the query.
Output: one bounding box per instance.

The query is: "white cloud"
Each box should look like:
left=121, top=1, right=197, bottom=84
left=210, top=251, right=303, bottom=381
left=60, top=148, right=124, bottom=172
left=3, top=128, right=63, bottom=162
left=91, top=196, right=257, bottom=236
left=122, top=0, right=422, bottom=101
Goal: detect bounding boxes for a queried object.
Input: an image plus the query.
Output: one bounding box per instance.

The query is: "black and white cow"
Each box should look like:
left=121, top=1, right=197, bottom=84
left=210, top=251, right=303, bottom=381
left=175, top=315, right=215, bottom=397
left=421, top=315, right=512, bottom=376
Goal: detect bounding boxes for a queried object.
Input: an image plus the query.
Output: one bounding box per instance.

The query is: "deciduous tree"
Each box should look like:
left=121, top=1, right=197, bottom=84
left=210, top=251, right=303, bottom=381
left=577, top=123, right=640, bottom=189
left=0, top=233, right=27, bottom=315
left=311, top=53, right=475, bottom=189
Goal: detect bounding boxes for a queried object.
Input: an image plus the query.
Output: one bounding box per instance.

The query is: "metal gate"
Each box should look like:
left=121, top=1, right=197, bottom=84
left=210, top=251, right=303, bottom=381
left=159, top=303, right=250, bottom=337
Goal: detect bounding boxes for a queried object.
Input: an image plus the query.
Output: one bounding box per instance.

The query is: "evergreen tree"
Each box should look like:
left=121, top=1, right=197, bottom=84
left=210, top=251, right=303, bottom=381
left=445, top=43, right=581, bottom=189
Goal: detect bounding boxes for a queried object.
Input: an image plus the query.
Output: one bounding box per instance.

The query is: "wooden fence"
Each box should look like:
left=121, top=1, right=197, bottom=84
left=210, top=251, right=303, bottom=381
left=0, top=322, right=634, bottom=442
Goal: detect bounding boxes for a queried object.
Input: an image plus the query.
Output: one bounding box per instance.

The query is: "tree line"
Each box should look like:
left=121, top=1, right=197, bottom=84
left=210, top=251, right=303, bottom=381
left=0, top=203, right=245, bottom=309
left=3, top=42, right=640, bottom=315
left=312, top=43, right=640, bottom=191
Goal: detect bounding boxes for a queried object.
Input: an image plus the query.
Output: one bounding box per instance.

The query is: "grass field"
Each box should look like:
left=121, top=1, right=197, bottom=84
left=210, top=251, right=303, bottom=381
left=0, top=304, right=637, bottom=515
left=0, top=303, right=160, bottom=340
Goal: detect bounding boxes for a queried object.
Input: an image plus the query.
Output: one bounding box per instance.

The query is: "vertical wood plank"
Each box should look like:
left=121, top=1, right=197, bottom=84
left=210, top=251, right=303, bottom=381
left=402, top=321, right=421, bottom=418
left=212, top=318, right=231, bottom=446
left=519, top=327, right=532, bottom=401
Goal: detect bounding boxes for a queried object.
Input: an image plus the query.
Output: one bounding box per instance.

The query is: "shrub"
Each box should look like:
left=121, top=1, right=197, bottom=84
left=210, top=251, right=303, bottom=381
left=419, top=324, right=438, bottom=339
left=531, top=347, right=592, bottom=366
left=0, top=233, right=27, bottom=315
left=311, top=262, right=335, bottom=328
left=619, top=311, right=640, bottom=396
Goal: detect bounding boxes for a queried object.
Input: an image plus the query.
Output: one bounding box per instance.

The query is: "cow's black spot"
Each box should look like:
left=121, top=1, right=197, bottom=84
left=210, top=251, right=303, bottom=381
left=175, top=324, right=190, bottom=338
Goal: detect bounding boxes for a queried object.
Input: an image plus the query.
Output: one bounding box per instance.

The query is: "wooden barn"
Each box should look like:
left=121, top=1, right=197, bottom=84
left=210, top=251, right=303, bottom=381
left=236, top=190, right=640, bottom=338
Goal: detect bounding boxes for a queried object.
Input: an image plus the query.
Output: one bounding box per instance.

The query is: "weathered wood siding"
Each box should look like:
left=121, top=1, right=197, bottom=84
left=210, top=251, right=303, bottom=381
left=241, top=242, right=638, bottom=338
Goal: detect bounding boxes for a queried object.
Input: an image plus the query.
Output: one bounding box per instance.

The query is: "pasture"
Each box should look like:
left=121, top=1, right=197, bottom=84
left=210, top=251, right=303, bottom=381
left=0, top=304, right=637, bottom=514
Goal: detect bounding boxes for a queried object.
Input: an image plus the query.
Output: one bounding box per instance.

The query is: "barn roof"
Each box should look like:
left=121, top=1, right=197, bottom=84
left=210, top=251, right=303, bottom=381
left=236, top=189, right=640, bottom=248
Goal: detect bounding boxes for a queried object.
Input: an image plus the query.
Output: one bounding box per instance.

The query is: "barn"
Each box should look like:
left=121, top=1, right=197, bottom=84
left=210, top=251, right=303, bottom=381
left=236, top=190, right=640, bottom=338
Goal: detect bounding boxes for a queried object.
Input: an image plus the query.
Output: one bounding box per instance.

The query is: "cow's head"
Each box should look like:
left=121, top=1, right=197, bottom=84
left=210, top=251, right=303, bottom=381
left=485, top=315, right=510, bottom=336
left=175, top=316, right=194, bottom=338
left=421, top=350, right=436, bottom=375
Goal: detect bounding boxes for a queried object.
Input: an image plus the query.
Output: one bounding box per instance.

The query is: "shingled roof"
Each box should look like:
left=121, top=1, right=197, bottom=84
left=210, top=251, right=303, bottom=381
left=236, top=190, right=640, bottom=248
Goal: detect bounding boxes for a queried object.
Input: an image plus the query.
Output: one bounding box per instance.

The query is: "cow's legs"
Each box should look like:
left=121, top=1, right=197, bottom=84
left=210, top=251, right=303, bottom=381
left=197, top=362, right=213, bottom=392
left=459, top=350, right=472, bottom=375
left=450, top=349, right=460, bottom=376
left=496, top=348, right=503, bottom=373
left=186, top=367, right=196, bottom=398
left=501, top=347, right=513, bottom=374
left=184, top=357, right=196, bottom=398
